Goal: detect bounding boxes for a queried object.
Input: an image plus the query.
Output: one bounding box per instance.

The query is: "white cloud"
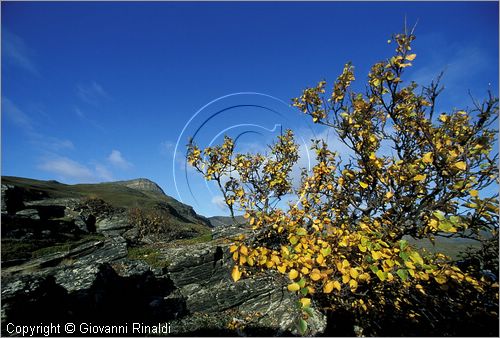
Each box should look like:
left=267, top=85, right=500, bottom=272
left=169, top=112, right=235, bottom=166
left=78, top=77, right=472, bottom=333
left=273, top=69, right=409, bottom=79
left=75, top=107, right=85, bottom=118
left=38, top=157, right=94, bottom=182
left=74, top=106, right=105, bottom=131
left=211, top=195, right=228, bottom=211
left=34, top=135, right=75, bottom=151
left=95, top=164, right=114, bottom=181
left=160, top=141, right=175, bottom=155
left=2, top=97, right=33, bottom=130
left=408, top=37, right=495, bottom=109
left=107, top=150, right=132, bottom=169
left=3, top=97, right=75, bottom=151
left=38, top=156, right=115, bottom=183
left=76, top=81, right=110, bottom=106
left=3, top=30, right=39, bottom=76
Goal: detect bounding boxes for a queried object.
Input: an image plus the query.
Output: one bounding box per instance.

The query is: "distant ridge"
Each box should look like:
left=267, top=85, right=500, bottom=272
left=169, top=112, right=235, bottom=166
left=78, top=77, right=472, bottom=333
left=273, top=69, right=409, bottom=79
left=112, top=178, right=166, bottom=195
left=209, top=215, right=246, bottom=227
left=1, top=175, right=211, bottom=229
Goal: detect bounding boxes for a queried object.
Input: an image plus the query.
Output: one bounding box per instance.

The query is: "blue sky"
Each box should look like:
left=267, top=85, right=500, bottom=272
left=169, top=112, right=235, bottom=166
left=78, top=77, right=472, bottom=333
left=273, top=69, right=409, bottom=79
left=2, top=1, right=498, bottom=217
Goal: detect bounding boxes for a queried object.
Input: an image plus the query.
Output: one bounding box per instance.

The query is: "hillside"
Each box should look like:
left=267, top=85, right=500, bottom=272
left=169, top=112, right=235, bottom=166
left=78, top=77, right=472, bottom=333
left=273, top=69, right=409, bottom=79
left=1, top=176, right=211, bottom=227
left=1, top=175, right=327, bottom=336
left=208, top=215, right=246, bottom=227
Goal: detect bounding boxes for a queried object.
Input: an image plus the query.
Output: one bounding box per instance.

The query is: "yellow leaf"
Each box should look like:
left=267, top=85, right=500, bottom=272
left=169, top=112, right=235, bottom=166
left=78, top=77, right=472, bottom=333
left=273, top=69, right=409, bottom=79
left=342, top=274, right=351, bottom=284
left=371, top=251, right=382, bottom=260
left=350, top=268, right=359, bottom=279
left=310, top=270, right=322, bottom=281
left=229, top=245, right=238, bottom=253
left=358, top=273, right=370, bottom=282
left=422, top=152, right=433, bottom=164
left=384, top=259, right=395, bottom=268
left=455, top=161, right=467, bottom=170
left=409, top=251, right=424, bottom=266
left=271, top=255, right=280, bottom=264
left=323, top=281, right=335, bottom=293
left=405, top=54, right=417, bottom=61
left=358, top=244, right=367, bottom=253
left=289, top=269, right=299, bottom=280
left=277, top=264, right=287, bottom=274
left=339, top=237, right=349, bottom=247
left=342, top=259, right=350, bottom=269
left=301, top=267, right=310, bottom=275
left=349, top=279, right=358, bottom=291
left=288, top=283, right=301, bottom=292
left=240, top=245, right=249, bottom=256
left=231, top=265, right=242, bottom=282
left=385, top=191, right=394, bottom=199
left=413, top=174, right=426, bottom=182
left=415, top=284, right=426, bottom=295
left=296, top=227, right=308, bottom=236
left=405, top=261, right=416, bottom=269
left=359, top=181, right=369, bottom=189
left=428, top=219, right=439, bottom=230
left=470, top=190, right=478, bottom=197
left=316, top=254, right=325, bottom=265
left=376, top=270, right=386, bottom=281
left=300, top=298, right=311, bottom=307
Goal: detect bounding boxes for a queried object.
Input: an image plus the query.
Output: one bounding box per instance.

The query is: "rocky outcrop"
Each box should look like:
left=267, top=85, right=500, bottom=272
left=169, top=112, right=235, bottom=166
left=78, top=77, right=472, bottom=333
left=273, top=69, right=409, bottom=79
left=1, top=177, right=327, bottom=336
left=2, top=236, right=326, bottom=336
left=113, top=178, right=166, bottom=195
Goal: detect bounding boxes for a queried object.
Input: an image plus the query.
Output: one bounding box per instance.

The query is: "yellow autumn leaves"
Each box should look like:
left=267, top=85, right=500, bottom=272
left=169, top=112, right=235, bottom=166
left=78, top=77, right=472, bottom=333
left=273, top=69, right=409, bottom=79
left=324, top=280, right=341, bottom=293
left=189, top=30, right=497, bottom=330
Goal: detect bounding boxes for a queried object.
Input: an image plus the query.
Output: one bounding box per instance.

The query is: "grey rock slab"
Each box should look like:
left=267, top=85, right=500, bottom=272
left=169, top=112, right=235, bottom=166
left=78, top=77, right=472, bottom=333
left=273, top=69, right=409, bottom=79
left=15, top=208, right=40, bottom=220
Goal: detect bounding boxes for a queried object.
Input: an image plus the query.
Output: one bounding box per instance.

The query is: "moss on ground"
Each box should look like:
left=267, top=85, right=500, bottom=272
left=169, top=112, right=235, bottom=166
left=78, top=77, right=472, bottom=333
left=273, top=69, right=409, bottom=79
left=31, top=234, right=105, bottom=259
left=127, top=246, right=170, bottom=268
left=1, top=241, right=41, bottom=261
left=170, top=233, right=213, bottom=246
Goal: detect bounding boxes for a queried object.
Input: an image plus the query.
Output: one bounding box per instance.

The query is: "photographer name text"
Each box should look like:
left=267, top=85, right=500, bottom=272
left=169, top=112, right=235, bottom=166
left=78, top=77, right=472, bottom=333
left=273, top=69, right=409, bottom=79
left=6, top=322, right=171, bottom=336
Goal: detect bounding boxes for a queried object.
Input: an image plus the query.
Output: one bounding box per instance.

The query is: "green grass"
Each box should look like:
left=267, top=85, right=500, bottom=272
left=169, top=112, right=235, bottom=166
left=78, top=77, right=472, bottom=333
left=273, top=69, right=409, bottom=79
left=171, top=233, right=213, bottom=246
left=1, top=240, right=42, bottom=261
left=31, top=234, right=105, bottom=259
left=1, top=234, right=105, bottom=263
left=31, top=243, right=71, bottom=258
left=127, top=246, right=170, bottom=268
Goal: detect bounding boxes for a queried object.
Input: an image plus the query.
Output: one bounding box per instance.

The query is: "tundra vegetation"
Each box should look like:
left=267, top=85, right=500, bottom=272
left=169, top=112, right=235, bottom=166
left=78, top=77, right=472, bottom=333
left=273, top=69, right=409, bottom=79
left=187, top=31, right=499, bottom=336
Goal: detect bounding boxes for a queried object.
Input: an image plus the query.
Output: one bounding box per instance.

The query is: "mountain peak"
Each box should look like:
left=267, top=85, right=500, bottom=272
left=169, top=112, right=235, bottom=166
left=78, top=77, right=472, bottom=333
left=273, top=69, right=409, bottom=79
left=112, top=178, right=166, bottom=195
